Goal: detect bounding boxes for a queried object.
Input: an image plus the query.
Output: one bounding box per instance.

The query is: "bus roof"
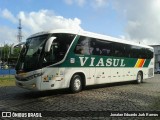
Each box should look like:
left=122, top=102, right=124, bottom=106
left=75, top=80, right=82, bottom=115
left=28, top=29, right=153, bottom=50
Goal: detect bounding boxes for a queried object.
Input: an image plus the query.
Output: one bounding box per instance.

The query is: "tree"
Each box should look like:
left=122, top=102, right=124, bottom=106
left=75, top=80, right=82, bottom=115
left=0, top=44, right=20, bottom=65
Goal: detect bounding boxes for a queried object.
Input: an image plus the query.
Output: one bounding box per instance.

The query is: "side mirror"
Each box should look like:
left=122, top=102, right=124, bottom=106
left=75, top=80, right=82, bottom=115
left=11, top=42, right=25, bottom=54
left=45, top=37, right=56, bottom=52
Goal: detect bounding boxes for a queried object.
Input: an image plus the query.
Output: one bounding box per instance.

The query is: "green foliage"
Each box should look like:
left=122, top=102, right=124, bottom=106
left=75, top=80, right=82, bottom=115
left=0, top=44, right=20, bottom=63
left=10, top=47, right=21, bottom=58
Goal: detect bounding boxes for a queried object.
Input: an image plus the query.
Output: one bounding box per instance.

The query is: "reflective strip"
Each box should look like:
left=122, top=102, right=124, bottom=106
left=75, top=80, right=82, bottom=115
left=135, top=59, right=145, bottom=68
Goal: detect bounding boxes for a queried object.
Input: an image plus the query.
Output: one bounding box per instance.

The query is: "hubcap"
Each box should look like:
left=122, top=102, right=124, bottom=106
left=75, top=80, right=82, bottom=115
left=137, top=74, right=141, bottom=83
left=74, top=78, right=81, bottom=90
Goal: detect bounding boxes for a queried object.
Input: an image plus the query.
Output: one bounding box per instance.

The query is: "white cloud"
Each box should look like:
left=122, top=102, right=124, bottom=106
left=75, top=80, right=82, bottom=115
left=92, top=0, right=108, bottom=8
left=18, top=10, right=82, bottom=33
left=0, top=26, right=17, bottom=45
left=64, top=0, right=85, bottom=6
left=76, top=0, right=85, bottom=6
left=64, top=0, right=73, bottom=5
left=1, top=9, right=17, bottom=23
left=64, top=0, right=108, bottom=8
left=112, top=0, right=160, bottom=45
left=0, top=9, right=82, bottom=44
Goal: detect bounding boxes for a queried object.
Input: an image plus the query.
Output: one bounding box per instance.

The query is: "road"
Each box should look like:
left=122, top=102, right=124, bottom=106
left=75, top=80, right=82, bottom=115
left=0, top=74, right=160, bottom=119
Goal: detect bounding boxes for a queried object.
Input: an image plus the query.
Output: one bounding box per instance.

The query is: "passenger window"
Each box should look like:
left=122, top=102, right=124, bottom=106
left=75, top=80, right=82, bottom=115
left=92, top=39, right=112, bottom=56
left=74, top=36, right=91, bottom=55
left=74, top=36, right=153, bottom=59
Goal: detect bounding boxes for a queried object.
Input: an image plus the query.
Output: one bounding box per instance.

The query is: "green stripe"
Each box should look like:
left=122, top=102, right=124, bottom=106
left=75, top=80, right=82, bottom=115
left=57, top=55, right=151, bottom=68
left=50, top=35, right=151, bottom=68
left=143, top=59, right=151, bottom=67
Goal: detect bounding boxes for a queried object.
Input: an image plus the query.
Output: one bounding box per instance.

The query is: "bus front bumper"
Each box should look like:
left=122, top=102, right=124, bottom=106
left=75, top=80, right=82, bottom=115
left=15, top=77, right=41, bottom=91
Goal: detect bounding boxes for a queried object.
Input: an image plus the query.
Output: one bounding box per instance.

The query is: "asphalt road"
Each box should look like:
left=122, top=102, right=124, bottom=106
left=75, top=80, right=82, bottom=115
left=0, top=74, right=160, bottom=119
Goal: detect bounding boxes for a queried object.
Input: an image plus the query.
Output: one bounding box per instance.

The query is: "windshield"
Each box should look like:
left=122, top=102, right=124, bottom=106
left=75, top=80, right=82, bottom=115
left=16, top=33, right=75, bottom=72
left=16, top=34, right=49, bottom=72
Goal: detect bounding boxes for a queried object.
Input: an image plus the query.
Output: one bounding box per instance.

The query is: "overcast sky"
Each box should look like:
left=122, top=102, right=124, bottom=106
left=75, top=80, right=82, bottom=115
left=0, top=0, right=160, bottom=45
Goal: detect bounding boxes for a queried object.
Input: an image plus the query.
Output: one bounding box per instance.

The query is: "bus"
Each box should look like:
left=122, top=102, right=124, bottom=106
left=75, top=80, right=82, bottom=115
left=14, top=29, right=154, bottom=93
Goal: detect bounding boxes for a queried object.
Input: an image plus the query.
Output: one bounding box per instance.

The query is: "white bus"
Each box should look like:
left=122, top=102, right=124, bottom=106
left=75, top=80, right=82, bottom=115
left=15, top=29, right=154, bottom=93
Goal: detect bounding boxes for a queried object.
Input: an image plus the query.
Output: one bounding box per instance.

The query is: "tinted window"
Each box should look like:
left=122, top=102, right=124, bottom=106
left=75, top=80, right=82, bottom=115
left=92, top=39, right=113, bottom=56
left=74, top=37, right=114, bottom=56
left=74, top=36, right=91, bottom=55
left=111, top=42, right=125, bottom=57
left=74, top=36, right=153, bottom=59
left=129, top=46, right=153, bottom=59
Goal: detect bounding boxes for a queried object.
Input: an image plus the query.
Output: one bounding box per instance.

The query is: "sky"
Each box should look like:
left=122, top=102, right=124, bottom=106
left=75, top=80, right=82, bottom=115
left=0, top=0, right=160, bottom=45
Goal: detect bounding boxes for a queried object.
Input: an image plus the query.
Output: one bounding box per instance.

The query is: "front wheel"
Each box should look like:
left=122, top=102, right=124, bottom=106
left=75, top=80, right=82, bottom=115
left=136, top=72, right=143, bottom=84
left=70, top=75, right=82, bottom=93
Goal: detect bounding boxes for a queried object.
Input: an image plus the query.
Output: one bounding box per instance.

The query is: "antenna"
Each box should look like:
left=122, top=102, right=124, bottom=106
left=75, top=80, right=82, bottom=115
left=17, top=19, right=22, bottom=43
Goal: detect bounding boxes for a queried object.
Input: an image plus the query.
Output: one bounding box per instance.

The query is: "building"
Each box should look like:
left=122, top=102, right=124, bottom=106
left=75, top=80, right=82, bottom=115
left=151, top=45, right=160, bottom=71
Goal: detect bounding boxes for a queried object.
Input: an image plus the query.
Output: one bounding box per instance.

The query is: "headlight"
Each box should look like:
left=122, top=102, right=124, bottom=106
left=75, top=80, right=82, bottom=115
left=26, top=73, right=43, bottom=80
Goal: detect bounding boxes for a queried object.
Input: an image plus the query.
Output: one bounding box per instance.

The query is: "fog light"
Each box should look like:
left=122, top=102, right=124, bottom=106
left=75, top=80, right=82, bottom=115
left=32, top=84, right=36, bottom=88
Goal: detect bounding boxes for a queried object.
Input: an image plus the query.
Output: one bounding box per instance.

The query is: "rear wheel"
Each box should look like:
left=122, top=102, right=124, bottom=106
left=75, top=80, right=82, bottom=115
left=70, top=75, right=82, bottom=93
left=136, top=72, right=143, bottom=84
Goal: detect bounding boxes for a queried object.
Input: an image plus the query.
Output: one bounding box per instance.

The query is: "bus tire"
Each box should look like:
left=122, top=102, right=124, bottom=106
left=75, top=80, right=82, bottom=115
left=70, top=74, right=82, bottom=93
left=136, top=72, right=143, bottom=84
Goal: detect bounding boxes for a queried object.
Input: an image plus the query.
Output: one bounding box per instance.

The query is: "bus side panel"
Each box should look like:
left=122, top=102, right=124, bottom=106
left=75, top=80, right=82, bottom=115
left=110, top=68, right=124, bottom=83
left=95, top=67, right=111, bottom=84
left=123, top=68, right=136, bottom=81
left=63, top=67, right=90, bottom=88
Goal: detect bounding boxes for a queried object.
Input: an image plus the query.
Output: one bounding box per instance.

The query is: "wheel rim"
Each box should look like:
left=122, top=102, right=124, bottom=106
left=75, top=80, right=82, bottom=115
left=137, top=74, right=142, bottom=83
left=74, top=78, right=81, bottom=91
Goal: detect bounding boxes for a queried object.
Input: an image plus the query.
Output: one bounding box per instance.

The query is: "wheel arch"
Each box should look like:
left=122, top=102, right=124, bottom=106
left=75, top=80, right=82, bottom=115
left=138, top=70, right=143, bottom=79
left=70, top=72, right=86, bottom=89
left=136, top=70, right=143, bottom=84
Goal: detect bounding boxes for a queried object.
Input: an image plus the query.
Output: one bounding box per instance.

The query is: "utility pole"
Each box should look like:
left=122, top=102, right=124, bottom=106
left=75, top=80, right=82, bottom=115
left=17, top=19, right=22, bottom=43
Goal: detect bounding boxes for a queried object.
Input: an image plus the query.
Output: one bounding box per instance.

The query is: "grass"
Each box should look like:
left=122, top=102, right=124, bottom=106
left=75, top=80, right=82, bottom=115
left=0, top=75, right=16, bottom=86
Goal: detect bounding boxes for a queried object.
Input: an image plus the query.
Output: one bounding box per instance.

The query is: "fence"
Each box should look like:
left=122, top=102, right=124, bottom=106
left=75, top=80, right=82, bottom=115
left=0, top=69, right=16, bottom=75
left=0, top=68, right=16, bottom=87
